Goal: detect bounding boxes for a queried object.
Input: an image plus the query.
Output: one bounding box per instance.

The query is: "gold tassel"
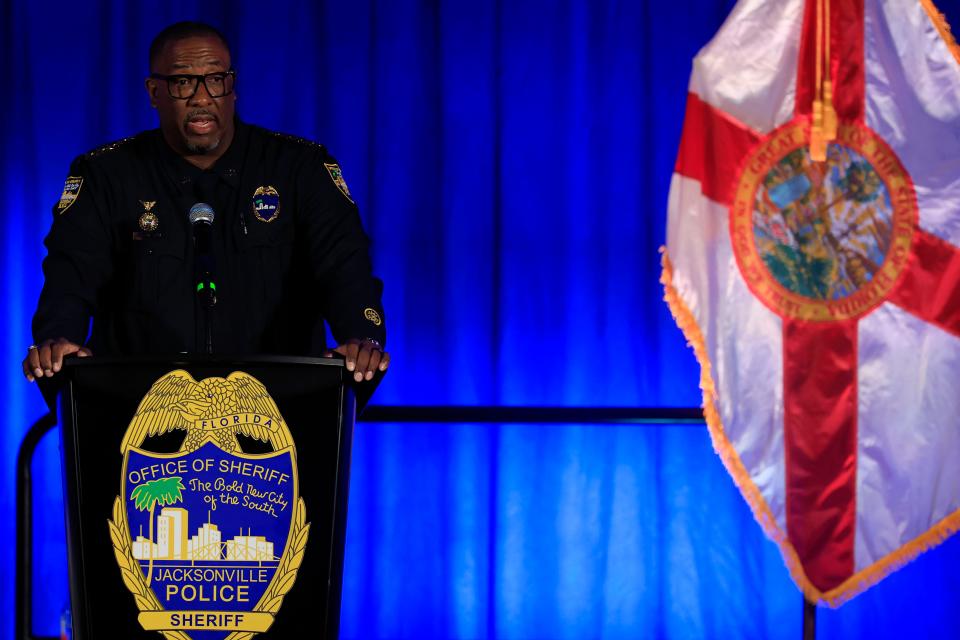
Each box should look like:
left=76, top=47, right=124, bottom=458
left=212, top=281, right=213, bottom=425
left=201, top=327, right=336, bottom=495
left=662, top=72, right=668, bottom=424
left=811, top=103, right=827, bottom=162
left=822, top=80, right=837, bottom=141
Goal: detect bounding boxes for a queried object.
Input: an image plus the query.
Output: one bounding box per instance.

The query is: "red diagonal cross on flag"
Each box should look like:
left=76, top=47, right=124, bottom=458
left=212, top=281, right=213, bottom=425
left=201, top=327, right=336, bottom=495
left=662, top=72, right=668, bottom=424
left=663, top=0, right=960, bottom=604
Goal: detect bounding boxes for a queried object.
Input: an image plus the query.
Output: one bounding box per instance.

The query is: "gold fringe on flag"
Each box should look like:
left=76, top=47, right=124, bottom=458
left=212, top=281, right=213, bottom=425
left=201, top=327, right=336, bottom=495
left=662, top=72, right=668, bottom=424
left=660, top=246, right=960, bottom=607
left=659, top=248, right=821, bottom=605
left=921, top=0, right=960, bottom=67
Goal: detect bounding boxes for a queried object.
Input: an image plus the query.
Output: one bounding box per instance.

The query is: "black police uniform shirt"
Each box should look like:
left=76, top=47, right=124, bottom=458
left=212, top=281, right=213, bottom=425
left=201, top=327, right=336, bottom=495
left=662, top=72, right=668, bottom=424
left=33, top=120, right=386, bottom=356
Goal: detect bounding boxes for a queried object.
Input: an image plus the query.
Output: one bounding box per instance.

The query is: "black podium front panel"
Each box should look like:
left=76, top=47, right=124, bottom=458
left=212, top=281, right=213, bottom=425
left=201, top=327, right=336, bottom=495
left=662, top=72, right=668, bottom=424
left=58, top=356, right=355, bottom=640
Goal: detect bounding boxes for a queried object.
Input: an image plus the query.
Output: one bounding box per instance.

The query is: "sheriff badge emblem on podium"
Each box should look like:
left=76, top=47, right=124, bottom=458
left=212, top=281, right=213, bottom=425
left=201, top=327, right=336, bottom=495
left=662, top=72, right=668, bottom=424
left=107, top=370, right=310, bottom=639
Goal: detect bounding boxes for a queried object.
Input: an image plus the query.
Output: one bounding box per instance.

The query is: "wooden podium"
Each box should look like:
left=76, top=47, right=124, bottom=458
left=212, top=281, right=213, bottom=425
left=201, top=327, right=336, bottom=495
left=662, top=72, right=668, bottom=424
left=57, top=356, right=358, bottom=640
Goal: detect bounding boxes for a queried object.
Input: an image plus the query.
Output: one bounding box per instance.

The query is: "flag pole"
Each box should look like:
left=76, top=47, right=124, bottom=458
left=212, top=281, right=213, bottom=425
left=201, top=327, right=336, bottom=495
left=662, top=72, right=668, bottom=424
left=803, top=597, right=817, bottom=640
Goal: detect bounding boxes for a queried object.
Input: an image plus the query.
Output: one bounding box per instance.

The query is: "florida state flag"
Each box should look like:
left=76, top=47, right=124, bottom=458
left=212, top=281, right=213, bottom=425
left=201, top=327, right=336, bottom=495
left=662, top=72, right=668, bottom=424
left=663, top=0, right=960, bottom=604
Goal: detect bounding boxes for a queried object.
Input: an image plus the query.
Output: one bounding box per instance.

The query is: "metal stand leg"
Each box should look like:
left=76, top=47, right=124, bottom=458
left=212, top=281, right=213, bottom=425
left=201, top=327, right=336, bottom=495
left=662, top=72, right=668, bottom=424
left=803, top=597, right=817, bottom=640
left=16, top=412, right=59, bottom=640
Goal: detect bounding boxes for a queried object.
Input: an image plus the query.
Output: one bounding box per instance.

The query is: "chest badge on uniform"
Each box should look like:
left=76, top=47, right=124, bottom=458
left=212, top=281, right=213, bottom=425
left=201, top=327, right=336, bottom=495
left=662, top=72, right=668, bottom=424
left=252, top=186, right=281, bottom=223
left=138, top=201, right=159, bottom=232
left=56, top=176, right=83, bottom=214
left=324, top=163, right=354, bottom=204
left=363, top=308, right=382, bottom=326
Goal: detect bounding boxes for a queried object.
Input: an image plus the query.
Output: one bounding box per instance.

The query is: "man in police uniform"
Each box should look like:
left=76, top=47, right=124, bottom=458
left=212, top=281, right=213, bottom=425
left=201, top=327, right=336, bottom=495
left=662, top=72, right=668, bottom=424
left=22, top=22, right=388, bottom=384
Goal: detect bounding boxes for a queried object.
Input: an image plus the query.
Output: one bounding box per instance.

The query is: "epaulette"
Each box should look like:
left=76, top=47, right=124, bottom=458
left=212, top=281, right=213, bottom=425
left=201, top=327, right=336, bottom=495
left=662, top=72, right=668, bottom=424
left=85, top=135, right=138, bottom=158
left=269, top=131, right=327, bottom=153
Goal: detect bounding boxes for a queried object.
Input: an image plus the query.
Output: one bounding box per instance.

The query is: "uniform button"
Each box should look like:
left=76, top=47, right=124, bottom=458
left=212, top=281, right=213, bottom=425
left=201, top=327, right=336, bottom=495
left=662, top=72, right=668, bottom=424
left=147, top=249, right=154, bottom=255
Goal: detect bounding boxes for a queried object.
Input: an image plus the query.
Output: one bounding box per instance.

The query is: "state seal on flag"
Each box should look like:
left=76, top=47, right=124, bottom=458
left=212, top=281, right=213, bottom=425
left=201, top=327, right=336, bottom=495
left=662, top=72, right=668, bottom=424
left=107, top=370, right=310, bottom=640
left=730, top=120, right=918, bottom=322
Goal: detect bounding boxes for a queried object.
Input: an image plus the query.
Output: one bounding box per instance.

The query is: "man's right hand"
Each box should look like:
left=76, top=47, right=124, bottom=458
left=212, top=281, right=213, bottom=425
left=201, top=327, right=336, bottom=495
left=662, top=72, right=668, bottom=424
left=22, top=338, right=92, bottom=382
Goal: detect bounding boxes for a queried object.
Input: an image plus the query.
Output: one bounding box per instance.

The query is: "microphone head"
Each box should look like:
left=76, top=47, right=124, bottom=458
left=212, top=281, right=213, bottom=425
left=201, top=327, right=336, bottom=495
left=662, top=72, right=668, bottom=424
left=189, top=202, right=215, bottom=225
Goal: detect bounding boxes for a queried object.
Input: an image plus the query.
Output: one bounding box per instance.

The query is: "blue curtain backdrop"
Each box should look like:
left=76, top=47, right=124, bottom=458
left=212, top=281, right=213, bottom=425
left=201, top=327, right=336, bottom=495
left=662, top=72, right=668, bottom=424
left=3, top=1, right=960, bottom=638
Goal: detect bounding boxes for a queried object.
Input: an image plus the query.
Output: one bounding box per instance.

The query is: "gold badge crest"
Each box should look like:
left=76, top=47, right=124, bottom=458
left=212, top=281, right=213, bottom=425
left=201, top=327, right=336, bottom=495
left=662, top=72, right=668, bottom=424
left=57, top=176, right=83, bottom=214
left=251, top=186, right=280, bottom=223
left=324, top=163, right=354, bottom=203
left=139, top=201, right=159, bottom=232
left=363, top=308, right=382, bottom=326
left=108, top=370, right=310, bottom=639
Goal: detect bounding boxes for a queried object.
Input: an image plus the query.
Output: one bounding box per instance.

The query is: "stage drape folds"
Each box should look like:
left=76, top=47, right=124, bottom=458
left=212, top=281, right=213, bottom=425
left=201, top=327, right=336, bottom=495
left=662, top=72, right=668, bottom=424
left=2, top=1, right=959, bottom=638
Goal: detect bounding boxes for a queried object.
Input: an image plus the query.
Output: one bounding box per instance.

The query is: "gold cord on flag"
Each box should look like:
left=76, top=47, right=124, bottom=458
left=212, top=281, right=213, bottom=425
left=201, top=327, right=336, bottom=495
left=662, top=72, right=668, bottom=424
left=822, top=0, right=837, bottom=139
left=810, top=0, right=835, bottom=162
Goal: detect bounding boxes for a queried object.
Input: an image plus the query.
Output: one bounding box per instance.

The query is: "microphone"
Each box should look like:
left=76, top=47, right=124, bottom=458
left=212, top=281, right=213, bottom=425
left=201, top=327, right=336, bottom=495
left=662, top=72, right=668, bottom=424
left=189, top=202, right=217, bottom=309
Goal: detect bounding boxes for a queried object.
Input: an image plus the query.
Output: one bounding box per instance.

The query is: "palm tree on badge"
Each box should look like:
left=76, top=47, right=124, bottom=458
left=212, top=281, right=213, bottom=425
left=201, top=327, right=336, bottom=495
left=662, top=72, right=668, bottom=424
left=129, top=476, right=185, bottom=586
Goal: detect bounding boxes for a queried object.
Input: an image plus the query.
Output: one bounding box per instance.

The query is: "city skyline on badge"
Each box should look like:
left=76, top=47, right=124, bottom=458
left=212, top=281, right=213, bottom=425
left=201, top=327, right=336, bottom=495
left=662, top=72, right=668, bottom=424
left=251, top=186, right=280, bottom=223
left=108, top=370, right=310, bottom=639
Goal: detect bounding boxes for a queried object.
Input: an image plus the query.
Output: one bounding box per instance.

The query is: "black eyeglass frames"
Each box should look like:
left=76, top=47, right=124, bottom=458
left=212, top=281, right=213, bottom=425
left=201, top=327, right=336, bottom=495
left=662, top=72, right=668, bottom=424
left=149, top=70, right=236, bottom=100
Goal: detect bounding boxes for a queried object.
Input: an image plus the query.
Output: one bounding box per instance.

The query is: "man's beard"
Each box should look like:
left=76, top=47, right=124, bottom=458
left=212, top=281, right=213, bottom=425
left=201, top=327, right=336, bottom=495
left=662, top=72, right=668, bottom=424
left=185, top=136, right=221, bottom=154
left=183, top=108, right=221, bottom=153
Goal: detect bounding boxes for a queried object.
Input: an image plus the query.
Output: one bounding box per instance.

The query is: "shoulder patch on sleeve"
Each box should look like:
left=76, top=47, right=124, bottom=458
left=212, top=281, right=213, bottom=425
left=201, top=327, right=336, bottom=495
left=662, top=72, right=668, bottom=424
left=56, top=176, right=83, bottom=214
left=324, top=163, right=354, bottom=203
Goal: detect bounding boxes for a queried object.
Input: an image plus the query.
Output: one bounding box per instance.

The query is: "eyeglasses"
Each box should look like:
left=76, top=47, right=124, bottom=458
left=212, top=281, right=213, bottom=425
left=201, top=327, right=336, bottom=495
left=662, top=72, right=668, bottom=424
left=149, top=71, right=236, bottom=100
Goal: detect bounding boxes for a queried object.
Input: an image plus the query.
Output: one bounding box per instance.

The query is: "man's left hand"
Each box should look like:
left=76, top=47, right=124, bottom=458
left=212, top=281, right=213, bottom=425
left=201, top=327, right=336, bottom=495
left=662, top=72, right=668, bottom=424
left=326, top=338, right=389, bottom=382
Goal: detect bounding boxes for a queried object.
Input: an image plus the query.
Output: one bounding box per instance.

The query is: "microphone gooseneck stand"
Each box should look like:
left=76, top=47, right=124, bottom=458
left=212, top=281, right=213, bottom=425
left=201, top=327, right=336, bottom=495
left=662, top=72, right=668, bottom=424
left=199, top=277, right=216, bottom=356
left=190, top=202, right=218, bottom=355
